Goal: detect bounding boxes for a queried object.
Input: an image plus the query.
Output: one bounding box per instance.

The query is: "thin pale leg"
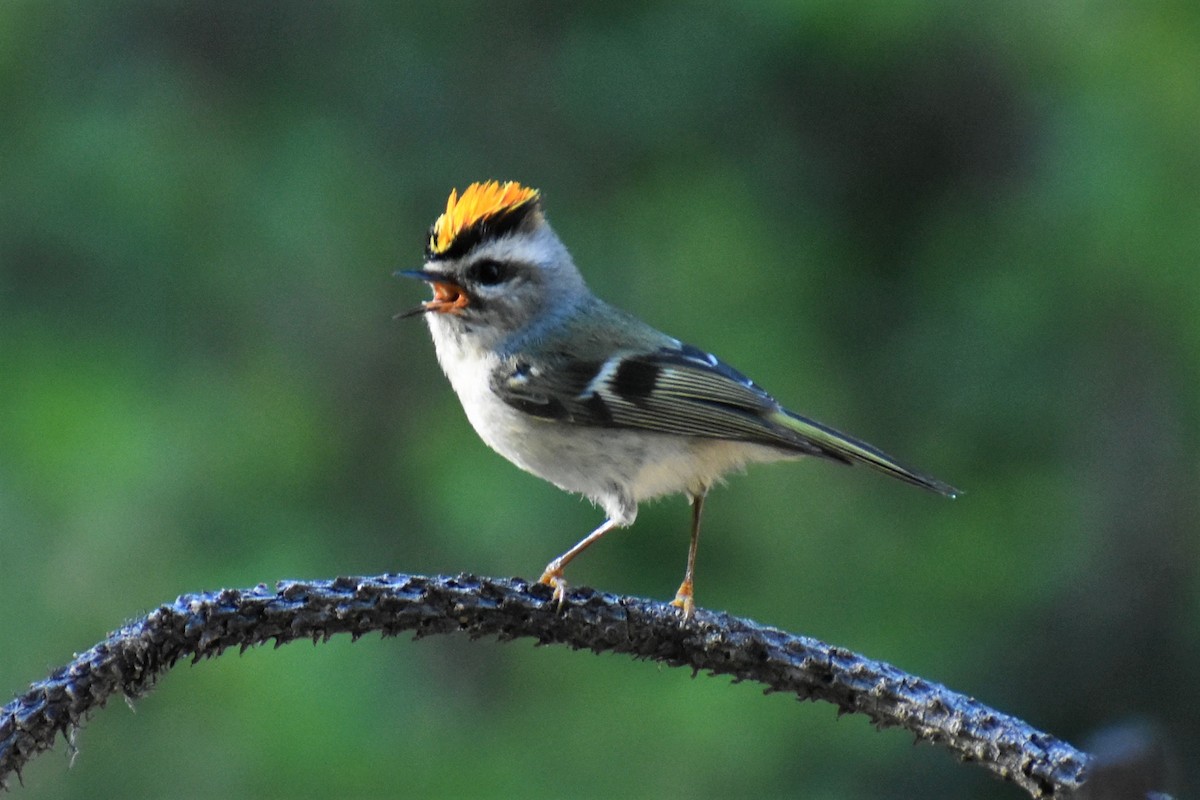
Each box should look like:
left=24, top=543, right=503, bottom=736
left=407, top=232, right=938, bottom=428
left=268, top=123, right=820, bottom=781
left=538, top=518, right=620, bottom=609
left=671, top=491, right=707, bottom=619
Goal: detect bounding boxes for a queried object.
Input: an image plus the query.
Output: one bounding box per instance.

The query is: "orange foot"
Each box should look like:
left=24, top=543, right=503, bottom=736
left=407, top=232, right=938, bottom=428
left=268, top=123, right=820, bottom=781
left=537, top=567, right=569, bottom=611
left=670, top=579, right=696, bottom=620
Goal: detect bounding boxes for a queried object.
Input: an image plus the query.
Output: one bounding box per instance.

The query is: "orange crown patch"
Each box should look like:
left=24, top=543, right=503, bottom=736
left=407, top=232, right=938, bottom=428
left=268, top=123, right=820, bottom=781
left=427, top=181, right=541, bottom=259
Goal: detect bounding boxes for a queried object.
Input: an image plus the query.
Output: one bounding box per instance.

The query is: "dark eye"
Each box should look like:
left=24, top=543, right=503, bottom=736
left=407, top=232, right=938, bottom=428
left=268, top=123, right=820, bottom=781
left=468, top=259, right=510, bottom=286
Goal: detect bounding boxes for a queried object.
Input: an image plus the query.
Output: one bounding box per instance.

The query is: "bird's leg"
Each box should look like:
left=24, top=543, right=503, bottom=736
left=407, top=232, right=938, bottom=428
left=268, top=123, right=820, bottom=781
left=538, top=518, right=619, bottom=609
left=671, top=491, right=707, bottom=620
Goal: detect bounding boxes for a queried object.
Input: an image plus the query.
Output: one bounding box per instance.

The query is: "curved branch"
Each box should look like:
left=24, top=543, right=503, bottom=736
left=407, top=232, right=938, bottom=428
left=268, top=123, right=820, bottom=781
left=2, top=574, right=1090, bottom=796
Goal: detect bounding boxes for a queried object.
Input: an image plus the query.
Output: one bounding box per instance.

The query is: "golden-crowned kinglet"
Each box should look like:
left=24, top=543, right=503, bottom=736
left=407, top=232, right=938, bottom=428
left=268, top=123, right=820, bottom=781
left=402, top=181, right=957, bottom=618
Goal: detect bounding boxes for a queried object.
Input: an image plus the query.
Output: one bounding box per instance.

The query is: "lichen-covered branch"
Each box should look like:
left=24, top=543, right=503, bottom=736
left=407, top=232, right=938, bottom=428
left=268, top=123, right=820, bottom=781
left=2, top=573, right=1091, bottom=796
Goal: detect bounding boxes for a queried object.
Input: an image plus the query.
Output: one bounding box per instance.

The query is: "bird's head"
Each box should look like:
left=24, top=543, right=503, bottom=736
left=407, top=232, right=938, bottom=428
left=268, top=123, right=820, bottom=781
left=400, top=181, right=586, bottom=351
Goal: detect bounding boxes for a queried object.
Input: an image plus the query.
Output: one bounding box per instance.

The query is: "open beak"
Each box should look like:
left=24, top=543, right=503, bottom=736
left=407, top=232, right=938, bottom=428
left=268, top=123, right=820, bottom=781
left=396, top=269, right=469, bottom=318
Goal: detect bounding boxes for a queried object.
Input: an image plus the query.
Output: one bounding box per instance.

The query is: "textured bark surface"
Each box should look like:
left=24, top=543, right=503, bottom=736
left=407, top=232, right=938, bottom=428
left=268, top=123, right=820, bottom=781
left=2, top=574, right=1093, bottom=796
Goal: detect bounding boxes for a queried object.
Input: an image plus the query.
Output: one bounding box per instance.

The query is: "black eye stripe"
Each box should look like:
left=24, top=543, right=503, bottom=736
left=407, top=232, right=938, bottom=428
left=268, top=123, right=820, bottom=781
left=467, top=258, right=510, bottom=286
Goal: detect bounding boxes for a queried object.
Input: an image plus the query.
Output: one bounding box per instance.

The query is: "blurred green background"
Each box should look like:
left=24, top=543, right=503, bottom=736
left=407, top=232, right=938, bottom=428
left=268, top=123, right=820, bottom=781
left=2, top=2, right=1197, bottom=797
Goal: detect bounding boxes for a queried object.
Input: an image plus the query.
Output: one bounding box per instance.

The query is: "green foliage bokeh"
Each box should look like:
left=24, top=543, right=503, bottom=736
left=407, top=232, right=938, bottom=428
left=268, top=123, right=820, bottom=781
left=2, top=2, right=1197, bottom=797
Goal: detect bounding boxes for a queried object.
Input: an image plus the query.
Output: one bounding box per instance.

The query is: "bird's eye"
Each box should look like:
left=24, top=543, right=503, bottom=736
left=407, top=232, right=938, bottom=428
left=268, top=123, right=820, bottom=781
left=468, top=259, right=510, bottom=286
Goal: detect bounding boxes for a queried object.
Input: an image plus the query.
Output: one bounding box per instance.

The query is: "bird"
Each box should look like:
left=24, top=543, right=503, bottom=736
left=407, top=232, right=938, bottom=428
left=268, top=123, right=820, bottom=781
left=400, top=180, right=958, bottom=618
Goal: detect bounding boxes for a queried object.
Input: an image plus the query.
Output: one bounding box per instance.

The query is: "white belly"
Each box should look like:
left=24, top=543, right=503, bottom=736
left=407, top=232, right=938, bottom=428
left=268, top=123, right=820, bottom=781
left=429, top=326, right=791, bottom=524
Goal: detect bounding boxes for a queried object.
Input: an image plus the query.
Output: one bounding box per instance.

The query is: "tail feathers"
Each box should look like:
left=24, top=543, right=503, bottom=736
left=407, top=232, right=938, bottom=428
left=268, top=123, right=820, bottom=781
left=772, top=409, right=960, bottom=498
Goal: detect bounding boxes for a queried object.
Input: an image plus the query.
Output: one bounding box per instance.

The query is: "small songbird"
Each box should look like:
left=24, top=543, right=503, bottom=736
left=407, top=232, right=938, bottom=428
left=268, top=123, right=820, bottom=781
left=401, top=181, right=958, bottom=618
